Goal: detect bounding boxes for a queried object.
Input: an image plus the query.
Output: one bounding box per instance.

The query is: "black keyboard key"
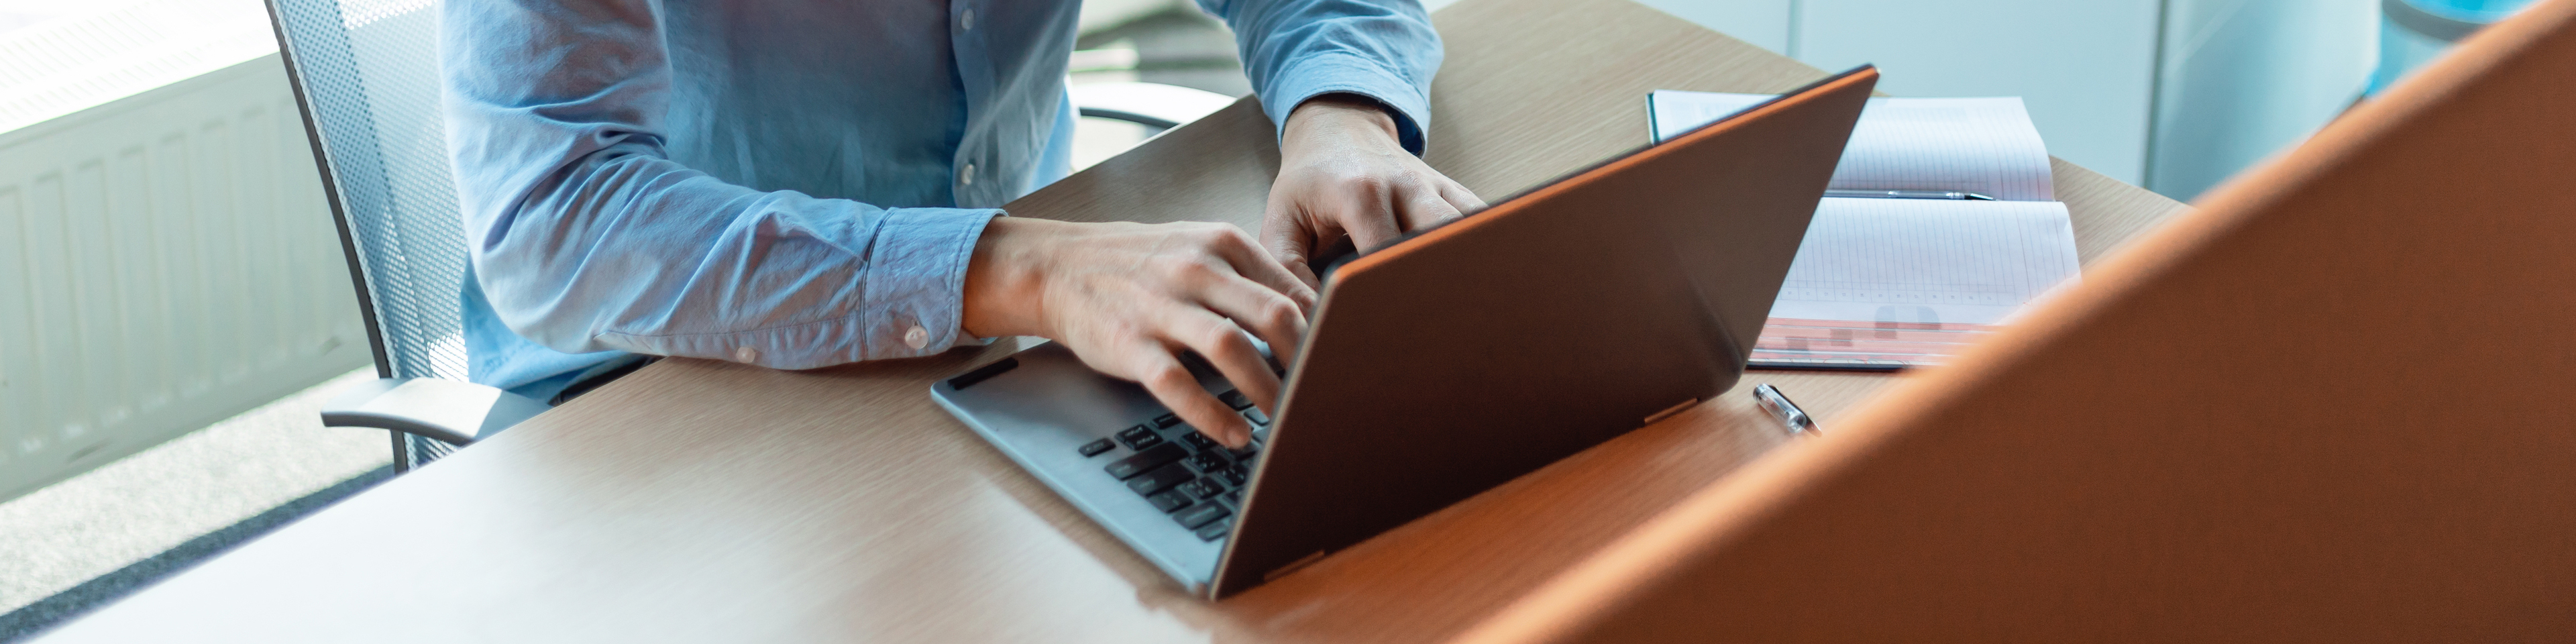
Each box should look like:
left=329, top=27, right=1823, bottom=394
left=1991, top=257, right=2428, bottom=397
left=1173, top=502, right=1231, bottom=529
left=1126, top=464, right=1195, bottom=496
left=1224, top=490, right=1242, bottom=504
left=1217, top=390, right=1254, bottom=411
left=1077, top=438, right=1116, bottom=458
left=1181, top=431, right=1218, bottom=451
left=1116, top=425, right=1161, bottom=450
left=1196, top=521, right=1230, bottom=541
left=1243, top=407, right=1271, bottom=426
left=1222, top=467, right=1248, bottom=486
left=1178, top=476, right=1225, bottom=500
left=1186, top=451, right=1230, bottom=474
left=1145, top=489, right=1193, bottom=513
left=1153, top=413, right=1183, bottom=428
left=1104, top=443, right=1186, bottom=480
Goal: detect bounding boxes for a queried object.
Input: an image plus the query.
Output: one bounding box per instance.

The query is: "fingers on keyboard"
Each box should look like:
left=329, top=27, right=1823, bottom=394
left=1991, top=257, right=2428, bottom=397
left=1085, top=405, right=1269, bottom=542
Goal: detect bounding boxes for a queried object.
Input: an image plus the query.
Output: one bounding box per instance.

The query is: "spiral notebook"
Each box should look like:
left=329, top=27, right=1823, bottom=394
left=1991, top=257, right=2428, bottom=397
left=1650, top=91, right=2082, bottom=370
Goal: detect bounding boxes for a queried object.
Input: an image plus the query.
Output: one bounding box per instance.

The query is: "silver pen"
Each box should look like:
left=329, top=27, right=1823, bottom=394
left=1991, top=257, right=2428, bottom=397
left=1753, top=383, right=1819, bottom=435
left=1825, top=189, right=1996, bottom=201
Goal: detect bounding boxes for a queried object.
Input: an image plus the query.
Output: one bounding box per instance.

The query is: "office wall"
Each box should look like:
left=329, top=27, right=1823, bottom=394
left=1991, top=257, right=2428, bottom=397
left=1432, top=0, right=2375, bottom=199
left=1493, top=0, right=2161, bottom=184
left=1794, top=0, right=2163, bottom=184
left=2149, top=0, right=2377, bottom=200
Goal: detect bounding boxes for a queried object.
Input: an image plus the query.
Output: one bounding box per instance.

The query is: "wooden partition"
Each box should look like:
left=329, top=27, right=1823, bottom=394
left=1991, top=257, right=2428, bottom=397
left=1452, top=1, right=2576, bottom=641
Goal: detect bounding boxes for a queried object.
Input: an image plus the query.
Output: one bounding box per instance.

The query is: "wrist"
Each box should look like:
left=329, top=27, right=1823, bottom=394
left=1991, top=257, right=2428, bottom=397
left=961, top=217, right=1053, bottom=338
left=1285, top=94, right=1401, bottom=148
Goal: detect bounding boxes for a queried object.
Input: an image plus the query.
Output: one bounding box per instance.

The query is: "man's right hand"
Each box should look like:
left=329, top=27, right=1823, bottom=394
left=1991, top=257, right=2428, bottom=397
left=961, top=217, right=1316, bottom=448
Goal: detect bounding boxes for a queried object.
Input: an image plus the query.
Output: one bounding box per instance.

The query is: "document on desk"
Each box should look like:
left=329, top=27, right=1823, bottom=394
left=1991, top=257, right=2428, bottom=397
left=1651, top=90, right=2080, bottom=369
left=1650, top=91, right=2055, bottom=201
left=1755, top=198, right=2080, bottom=368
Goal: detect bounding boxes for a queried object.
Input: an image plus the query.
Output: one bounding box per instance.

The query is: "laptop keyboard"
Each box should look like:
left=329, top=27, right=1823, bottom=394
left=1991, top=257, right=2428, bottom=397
left=1077, top=389, right=1271, bottom=542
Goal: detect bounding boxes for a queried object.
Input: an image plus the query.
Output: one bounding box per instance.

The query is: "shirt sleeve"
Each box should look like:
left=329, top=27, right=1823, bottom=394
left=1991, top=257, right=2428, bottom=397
left=440, top=0, right=995, bottom=370
left=1195, top=0, right=1444, bottom=154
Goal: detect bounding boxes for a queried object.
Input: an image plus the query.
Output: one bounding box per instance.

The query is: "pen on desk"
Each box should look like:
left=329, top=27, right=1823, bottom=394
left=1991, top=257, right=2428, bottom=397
left=1825, top=189, right=1996, bottom=201
left=1752, top=383, right=1819, bottom=435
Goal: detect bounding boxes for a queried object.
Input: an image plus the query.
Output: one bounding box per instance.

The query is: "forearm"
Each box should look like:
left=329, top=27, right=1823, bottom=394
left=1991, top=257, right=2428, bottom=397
left=443, top=0, right=998, bottom=368
left=474, top=145, right=996, bottom=366
left=961, top=217, right=1049, bottom=339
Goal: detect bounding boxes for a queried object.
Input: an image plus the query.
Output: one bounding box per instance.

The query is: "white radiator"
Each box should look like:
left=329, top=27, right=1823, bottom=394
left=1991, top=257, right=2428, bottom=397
left=0, top=51, right=372, bottom=502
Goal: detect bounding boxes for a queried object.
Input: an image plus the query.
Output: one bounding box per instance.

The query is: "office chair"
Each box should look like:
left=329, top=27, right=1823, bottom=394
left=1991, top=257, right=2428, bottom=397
left=265, top=0, right=1238, bottom=472
left=1071, top=81, right=1238, bottom=132
left=263, top=0, right=540, bottom=472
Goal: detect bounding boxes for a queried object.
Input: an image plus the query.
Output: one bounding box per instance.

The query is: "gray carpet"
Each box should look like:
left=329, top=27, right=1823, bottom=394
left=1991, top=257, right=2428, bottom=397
left=0, top=466, right=393, bottom=642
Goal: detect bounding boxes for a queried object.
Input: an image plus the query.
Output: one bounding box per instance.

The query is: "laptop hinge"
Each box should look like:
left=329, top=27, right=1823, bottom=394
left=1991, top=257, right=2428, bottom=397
left=1265, top=550, right=1330, bottom=582
left=1643, top=398, right=1700, bottom=426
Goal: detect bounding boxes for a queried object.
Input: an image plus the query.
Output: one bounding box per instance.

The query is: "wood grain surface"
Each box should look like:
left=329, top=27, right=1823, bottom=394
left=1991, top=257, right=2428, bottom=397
left=31, top=0, right=2184, bottom=641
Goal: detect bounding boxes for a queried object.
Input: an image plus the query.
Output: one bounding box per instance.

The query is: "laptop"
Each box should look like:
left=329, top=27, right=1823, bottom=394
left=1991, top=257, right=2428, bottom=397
left=931, top=65, right=1878, bottom=598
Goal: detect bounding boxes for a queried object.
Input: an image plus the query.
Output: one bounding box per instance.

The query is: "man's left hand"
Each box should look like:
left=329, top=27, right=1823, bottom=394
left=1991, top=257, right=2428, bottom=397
left=1260, top=95, right=1486, bottom=287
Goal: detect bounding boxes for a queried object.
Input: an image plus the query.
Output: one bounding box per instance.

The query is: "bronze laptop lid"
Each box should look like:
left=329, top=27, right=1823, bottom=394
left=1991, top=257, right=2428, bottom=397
left=1210, top=66, right=1880, bottom=597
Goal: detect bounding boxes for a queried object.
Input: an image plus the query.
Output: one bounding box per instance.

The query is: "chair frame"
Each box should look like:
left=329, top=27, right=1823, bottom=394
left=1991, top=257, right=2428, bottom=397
left=261, top=0, right=544, bottom=472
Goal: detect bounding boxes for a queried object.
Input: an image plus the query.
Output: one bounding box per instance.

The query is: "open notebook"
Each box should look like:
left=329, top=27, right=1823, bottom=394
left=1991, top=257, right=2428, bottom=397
left=1650, top=91, right=2081, bottom=370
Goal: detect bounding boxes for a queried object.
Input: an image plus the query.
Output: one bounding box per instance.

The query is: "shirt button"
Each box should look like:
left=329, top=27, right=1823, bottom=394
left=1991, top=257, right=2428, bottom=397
left=733, top=346, right=759, bottom=364
left=958, top=162, right=975, bottom=186
left=904, top=325, right=931, bottom=350
left=960, top=9, right=975, bottom=30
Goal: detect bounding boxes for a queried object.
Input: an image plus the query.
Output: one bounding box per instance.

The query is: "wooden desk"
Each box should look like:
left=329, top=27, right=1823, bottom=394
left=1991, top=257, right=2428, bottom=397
left=34, top=0, right=2183, bottom=641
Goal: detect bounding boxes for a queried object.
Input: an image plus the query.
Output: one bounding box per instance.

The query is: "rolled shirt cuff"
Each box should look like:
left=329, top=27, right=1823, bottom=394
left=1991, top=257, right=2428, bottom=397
left=855, top=207, right=1003, bottom=360
left=587, top=206, right=999, bottom=370
left=1261, top=52, right=1432, bottom=156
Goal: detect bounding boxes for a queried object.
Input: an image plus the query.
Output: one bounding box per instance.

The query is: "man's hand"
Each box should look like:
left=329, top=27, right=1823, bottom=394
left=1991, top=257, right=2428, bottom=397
left=963, top=218, right=1315, bottom=447
left=1262, top=95, right=1487, bottom=286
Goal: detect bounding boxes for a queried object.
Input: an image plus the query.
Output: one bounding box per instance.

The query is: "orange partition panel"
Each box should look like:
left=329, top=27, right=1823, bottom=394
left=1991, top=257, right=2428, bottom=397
left=1454, top=0, right=2576, bottom=641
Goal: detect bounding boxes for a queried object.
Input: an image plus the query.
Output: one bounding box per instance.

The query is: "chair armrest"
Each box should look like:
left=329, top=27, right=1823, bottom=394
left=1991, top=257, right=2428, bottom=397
left=321, top=378, right=550, bottom=445
left=1070, top=81, right=1236, bottom=130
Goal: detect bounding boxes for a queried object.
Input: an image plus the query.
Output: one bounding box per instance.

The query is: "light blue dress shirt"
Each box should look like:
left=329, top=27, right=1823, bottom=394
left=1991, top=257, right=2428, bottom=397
left=441, top=0, right=1442, bottom=401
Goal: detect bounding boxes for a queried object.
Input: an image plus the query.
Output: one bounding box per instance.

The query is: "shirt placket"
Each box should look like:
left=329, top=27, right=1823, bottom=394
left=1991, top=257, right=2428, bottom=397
left=949, top=0, right=993, bottom=209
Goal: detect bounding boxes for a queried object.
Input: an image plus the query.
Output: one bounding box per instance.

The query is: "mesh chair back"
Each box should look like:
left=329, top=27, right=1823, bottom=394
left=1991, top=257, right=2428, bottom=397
left=266, top=0, right=464, bottom=381
left=266, top=0, right=468, bottom=465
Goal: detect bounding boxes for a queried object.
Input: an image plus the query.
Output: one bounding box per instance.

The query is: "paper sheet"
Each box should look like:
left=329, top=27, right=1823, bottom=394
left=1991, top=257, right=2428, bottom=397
left=1649, top=91, right=2057, bottom=201
left=1770, top=198, right=2078, bottom=324
left=1751, top=198, right=2080, bottom=367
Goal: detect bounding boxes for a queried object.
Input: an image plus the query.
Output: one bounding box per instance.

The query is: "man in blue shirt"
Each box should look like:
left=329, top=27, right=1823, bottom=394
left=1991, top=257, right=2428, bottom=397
left=443, top=0, right=1476, bottom=447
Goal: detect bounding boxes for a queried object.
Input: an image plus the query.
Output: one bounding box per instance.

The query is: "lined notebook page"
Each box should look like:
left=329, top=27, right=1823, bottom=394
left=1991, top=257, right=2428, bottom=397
left=1649, top=91, right=2055, bottom=201
left=1748, top=197, right=2079, bottom=368
left=1769, top=197, right=2079, bottom=325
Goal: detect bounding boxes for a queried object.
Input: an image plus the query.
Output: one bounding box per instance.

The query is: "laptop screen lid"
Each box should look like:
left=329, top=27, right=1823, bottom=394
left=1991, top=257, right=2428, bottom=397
left=1210, top=66, right=1879, bottom=596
